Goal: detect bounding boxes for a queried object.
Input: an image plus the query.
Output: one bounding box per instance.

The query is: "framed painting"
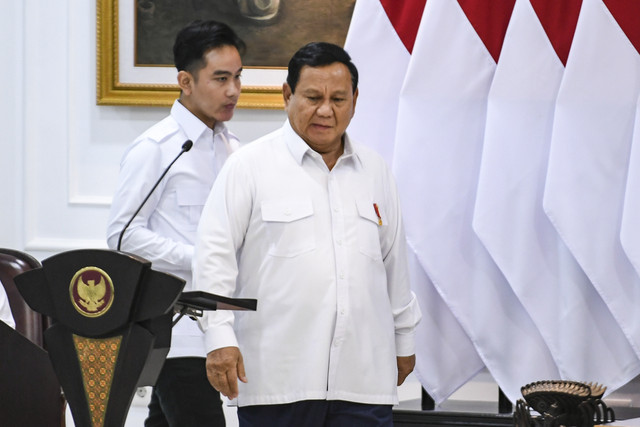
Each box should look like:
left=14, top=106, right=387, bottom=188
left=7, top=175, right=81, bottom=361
left=96, top=0, right=356, bottom=109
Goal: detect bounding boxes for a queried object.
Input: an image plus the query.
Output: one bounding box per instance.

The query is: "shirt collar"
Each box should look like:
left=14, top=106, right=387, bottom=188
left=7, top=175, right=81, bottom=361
left=171, top=100, right=228, bottom=145
left=283, top=119, right=362, bottom=168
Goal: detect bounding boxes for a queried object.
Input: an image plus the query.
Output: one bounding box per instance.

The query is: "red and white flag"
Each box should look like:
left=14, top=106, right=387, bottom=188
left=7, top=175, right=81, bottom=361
left=473, top=0, right=640, bottom=389
left=543, top=0, right=640, bottom=358
left=393, top=0, right=561, bottom=402
left=622, top=95, right=640, bottom=281
left=345, top=0, right=483, bottom=404
left=620, top=5, right=640, bottom=319
left=406, top=249, right=482, bottom=404
left=344, top=0, right=424, bottom=166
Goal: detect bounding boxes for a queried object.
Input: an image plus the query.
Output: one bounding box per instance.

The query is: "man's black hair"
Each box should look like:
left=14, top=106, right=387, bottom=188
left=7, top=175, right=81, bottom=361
left=286, top=42, right=359, bottom=94
left=173, top=20, right=246, bottom=74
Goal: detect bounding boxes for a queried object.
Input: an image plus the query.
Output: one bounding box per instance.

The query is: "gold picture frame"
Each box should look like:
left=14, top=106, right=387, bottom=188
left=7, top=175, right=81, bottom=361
left=96, top=0, right=285, bottom=109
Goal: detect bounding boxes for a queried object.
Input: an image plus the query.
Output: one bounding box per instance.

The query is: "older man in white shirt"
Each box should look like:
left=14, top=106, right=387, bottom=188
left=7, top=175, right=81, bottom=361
left=194, top=42, right=421, bottom=427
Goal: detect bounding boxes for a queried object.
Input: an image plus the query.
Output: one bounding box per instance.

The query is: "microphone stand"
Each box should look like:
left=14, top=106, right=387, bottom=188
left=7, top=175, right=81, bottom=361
left=117, top=140, right=193, bottom=251
left=112, top=140, right=257, bottom=327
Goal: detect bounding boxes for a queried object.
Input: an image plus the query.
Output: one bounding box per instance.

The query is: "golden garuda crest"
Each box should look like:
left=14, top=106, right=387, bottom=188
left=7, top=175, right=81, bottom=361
left=69, top=267, right=114, bottom=317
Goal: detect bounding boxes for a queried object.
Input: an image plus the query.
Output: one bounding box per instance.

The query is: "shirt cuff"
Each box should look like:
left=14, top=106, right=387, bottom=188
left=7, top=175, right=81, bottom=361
left=182, top=244, right=195, bottom=270
left=204, top=323, right=239, bottom=353
left=395, top=330, right=416, bottom=357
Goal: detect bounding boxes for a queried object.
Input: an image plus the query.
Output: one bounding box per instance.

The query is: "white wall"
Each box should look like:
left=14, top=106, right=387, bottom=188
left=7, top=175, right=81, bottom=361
left=0, top=0, right=286, bottom=260
left=0, top=0, right=24, bottom=250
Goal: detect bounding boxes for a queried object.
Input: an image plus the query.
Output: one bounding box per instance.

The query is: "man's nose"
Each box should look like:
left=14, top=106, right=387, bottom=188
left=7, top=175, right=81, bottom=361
left=316, top=99, right=333, bottom=116
left=227, top=81, right=241, bottom=97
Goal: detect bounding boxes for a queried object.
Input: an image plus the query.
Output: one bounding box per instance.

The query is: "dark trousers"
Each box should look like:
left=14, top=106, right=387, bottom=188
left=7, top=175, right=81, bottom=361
left=237, top=400, right=393, bottom=427
left=145, top=357, right=225, bottom=427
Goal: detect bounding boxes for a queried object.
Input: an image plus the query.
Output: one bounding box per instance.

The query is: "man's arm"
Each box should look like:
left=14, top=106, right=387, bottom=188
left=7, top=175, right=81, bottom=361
left=379, top=166, right=422, bottom=364
left=194, top=154, right=255, bottom=393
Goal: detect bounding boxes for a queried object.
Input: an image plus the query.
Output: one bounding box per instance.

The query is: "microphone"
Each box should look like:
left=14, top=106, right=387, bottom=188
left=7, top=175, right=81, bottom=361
left=117, top=140, right=194, bottom=251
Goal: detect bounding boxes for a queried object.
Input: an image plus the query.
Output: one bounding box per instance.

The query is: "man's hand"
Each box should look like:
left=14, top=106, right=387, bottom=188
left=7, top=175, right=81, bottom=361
left=397, top=354, right=416, bottom=386
left=206, top=346, right=247, bottom=399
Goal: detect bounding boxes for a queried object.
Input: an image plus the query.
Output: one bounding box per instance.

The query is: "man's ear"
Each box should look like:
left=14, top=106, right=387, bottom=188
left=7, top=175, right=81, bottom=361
left=351, top=87, right=359, bottom=118
left=282, top=83, right=292, bottom=108
left=177, top=70, right=193, bottom=95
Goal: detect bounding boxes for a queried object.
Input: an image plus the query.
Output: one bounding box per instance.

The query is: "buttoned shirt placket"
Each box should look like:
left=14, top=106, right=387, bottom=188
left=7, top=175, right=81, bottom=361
left=304, top=150, right=355, bottom=393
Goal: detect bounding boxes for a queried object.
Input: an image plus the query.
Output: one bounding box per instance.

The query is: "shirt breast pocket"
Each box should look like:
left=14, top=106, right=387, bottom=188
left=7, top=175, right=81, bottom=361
left=176, top=187, right=208, bottom=230
left=356, top=198, right=384, bottom=261
left=261, top=198, right=315, bottom=257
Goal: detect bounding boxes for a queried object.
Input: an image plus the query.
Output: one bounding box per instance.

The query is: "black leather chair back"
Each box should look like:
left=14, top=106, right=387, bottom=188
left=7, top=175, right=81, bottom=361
left=0, top=248, right=45, bottom=345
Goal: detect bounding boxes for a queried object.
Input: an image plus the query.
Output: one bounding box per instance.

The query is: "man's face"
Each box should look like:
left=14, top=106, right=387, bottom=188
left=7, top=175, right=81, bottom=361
left=178, top=45, right=242, bottom=128
left=283, top=63, right=358, bottom=154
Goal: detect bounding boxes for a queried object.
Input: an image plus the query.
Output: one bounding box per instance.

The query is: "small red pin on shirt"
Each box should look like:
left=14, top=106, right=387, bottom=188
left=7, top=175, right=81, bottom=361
left=373, top=203, right=383, bottom=226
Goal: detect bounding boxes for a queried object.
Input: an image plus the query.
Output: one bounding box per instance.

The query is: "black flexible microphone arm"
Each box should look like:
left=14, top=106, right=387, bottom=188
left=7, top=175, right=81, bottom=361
left=117, top=140, right=193, bottom=251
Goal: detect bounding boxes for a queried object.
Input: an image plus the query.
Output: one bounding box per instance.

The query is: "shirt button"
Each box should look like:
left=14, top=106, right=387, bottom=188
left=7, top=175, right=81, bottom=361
left=337, top=239, right=342, bottom=245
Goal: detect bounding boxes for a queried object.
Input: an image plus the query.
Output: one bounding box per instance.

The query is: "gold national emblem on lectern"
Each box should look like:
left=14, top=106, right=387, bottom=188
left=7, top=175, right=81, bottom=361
left=69, top=267, right=115, bottom=317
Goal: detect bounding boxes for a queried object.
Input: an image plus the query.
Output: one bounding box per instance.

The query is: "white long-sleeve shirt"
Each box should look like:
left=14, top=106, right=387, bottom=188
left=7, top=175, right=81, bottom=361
left=194, top=120, right=421, bottom=406
left=106, top=100, right=239, bottom=358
